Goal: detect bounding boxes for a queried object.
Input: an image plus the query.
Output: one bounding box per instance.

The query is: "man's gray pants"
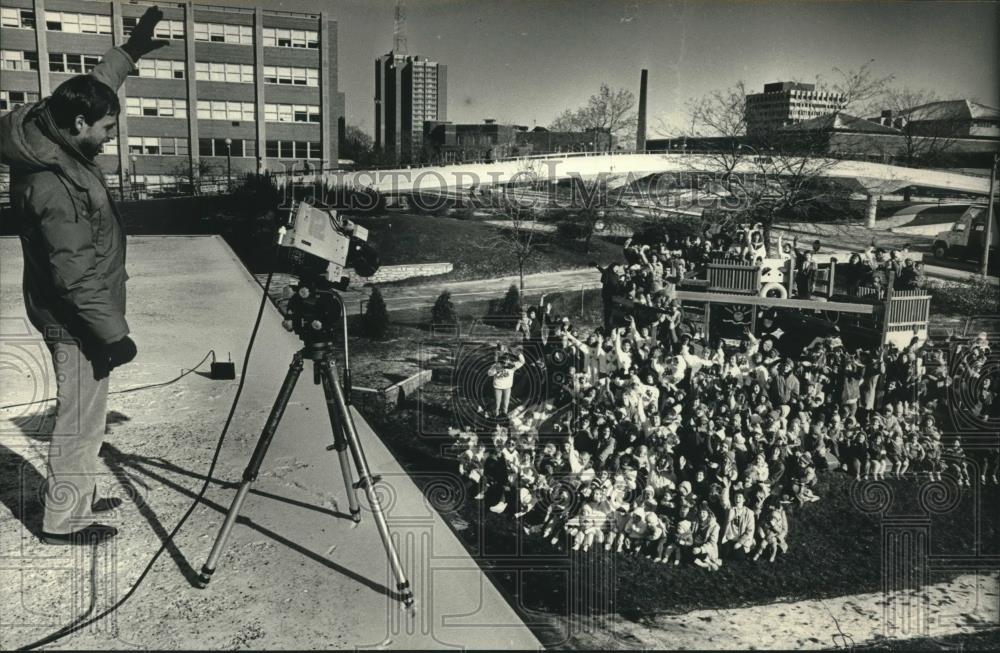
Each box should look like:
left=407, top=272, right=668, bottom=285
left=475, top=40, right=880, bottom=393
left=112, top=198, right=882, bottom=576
left=43, top=337, right=109, bottom=535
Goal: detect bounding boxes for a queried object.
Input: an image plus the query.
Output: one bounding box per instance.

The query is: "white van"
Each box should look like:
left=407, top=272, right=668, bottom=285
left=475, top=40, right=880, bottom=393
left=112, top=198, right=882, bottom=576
left=932, top=203, right=998, bottom=262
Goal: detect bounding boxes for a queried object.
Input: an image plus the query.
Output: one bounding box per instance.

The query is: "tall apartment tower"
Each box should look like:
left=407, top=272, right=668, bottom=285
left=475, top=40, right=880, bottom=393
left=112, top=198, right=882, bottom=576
left=0, top=0, right=344, bottom=193
left=374, top=52, right=447, bottom=164
left=745, top=82, right=846, bottom=133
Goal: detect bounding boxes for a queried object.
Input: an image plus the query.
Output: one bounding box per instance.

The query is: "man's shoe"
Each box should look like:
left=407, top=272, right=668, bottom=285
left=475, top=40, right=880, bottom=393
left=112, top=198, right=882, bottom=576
left=93, top=497, right=123, bottom=513
left=42, top=523, right=118, bottom=545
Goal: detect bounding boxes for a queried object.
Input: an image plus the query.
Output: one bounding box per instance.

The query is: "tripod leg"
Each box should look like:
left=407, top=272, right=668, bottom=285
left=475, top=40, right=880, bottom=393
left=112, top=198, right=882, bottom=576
left=198, top=353, right=305, bottom=588
left=320, top=368, right=362, bottom=523
left=320, top=358, right=415, bottom=608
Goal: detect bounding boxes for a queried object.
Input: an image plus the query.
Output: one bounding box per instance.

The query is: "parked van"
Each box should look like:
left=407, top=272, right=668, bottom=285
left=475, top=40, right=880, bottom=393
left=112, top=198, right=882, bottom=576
left=932, top=203, right=998, bottom=263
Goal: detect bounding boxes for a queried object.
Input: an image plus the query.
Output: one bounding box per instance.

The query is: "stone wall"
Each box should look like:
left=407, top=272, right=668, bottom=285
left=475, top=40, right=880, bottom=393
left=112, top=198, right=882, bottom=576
left=347, top=263, right=452, bottom=286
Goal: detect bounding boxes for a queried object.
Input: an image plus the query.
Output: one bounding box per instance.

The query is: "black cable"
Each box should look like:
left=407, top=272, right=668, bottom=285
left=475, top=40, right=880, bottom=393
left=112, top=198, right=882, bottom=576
left=19, top=266, right=276, bottom=651
left=0, top=351, right=217, bottom=412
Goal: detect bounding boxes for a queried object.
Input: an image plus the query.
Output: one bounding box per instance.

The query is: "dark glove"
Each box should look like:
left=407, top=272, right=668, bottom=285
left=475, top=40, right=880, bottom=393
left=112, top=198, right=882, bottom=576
left=105, top=336, right=138, bottom=370
left=121, top=6, right=169, bottom=61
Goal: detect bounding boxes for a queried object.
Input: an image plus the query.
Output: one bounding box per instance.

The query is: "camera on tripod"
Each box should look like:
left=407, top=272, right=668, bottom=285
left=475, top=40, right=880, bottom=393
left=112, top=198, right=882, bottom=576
left=277, top=202, right=381, bottom=342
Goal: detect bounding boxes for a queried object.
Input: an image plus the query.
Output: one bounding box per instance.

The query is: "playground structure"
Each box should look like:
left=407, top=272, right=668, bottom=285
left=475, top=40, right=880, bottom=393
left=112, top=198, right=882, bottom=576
left=614, top=255, right=932, bottom=351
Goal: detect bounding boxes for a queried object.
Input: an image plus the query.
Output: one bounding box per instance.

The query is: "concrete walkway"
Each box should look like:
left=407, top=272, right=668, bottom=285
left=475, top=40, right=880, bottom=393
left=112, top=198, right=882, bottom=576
left=0, top=235, right=540, bottom=650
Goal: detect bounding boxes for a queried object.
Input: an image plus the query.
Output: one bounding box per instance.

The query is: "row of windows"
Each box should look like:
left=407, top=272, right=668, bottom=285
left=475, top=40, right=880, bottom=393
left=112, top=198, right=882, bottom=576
left=124, top=16, right=185, bottom=40
left=265, top=140, right=322, bottom=159
left=3, top=10, right=321, bottom=51
left=128, top=136, right=189, bottom=156
left=3, top=50, right=320, bottom=86
left=45, top=11, right=112, bottom=34
left=261, top=27, right=318, bottom=48
left=0, top=7, right=34, bottom=29
left=133, top=58, right=186, bottom=79
left=194, top=22, right=253, bottom=45
left=199, top=138, right=255, bottom=157
left=262, top=65, right=318, bottom=86
left=127, top=97, right=188, bottom=117
left=0, top=89, right=39, bottom=111
left=0, top=50, right=37, bottom=71
left=195, top=61, right=254, bottom=83
left=198, top=100, right=255, bottom=121
left=49, top=53, right=101, bottom=74
left=264, top=103, right=320, bottom=123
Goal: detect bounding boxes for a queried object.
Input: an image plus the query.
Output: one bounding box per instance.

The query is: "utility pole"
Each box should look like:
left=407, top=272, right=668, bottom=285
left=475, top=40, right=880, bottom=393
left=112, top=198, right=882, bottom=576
left=981, top=152, right=998, bottom=277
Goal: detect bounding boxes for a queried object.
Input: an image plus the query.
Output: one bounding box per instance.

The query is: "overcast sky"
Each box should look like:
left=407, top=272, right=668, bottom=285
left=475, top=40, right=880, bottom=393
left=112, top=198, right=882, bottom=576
left=238, top=0, right=998, bottom=135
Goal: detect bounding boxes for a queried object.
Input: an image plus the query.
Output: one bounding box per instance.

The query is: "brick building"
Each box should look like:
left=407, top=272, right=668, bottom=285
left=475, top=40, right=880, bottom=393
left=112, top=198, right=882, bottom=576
left=422, top=121, right=613, bottom=163
left=745, top=81, right=846, bottom=133
left=0, top=0, right=344, bottom=194
left=374, top=50, right=446, bottom=164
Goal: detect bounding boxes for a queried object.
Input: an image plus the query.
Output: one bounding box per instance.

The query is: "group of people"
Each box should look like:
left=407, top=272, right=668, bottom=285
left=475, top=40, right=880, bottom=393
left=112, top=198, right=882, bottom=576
left=455, top=224, right=997, bottom=570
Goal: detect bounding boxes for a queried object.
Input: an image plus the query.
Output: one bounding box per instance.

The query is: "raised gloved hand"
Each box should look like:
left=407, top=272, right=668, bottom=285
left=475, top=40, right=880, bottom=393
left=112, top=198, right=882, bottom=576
left=121, top=6, right=169, bottom=61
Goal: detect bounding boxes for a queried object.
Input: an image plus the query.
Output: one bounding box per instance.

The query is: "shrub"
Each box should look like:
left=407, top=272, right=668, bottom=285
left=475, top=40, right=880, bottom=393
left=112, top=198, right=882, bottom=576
left=556, top=221, right=589, bottom=241
left=431, top=289, right=458, bottom=326
left=485, top=284, right=522, bottom=328
left=927, top=277, right=1000, bottom=316
left=363, top=286, right=390, bottom=339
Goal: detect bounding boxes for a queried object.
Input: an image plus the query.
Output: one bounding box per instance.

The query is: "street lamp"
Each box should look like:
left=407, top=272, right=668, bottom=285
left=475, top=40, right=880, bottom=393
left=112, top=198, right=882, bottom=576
left=224, top=138, right=232, bottom=192
left=129, top=154, right=137, bottom=199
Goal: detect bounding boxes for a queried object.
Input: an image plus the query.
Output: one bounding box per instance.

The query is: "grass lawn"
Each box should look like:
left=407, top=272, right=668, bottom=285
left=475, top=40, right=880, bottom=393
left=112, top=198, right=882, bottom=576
left=349, top=213, right=622, bottom=284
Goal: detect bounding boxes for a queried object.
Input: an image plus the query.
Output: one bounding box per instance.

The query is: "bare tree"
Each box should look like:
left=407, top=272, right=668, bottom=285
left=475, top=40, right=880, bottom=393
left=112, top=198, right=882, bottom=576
left=878, top=88, right=960, bottom=168
left=824, top=59, right=895, bottom=117
left=170, top=158, right=218, bottom=194
left=474, top=162, right=547, bottom=293
left=550, top=83, right=637, bottom=150
left=682, top=81, right=850, bottom=250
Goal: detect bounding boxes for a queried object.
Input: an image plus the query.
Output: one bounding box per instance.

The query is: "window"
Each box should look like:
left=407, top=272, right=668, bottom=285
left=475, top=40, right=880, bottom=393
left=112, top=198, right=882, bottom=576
left=123, top=16, right=184, bottom=39
left=194, top=22, right=252, bottom=45
left=263, top=103, right=319, bottom=123
left=196, top=100, right=253, bottom=121
left=1, top=8, right=35, bottom=29
left=45, top=11, right=111, bottom=35
left=0, top=90, right=39, bottom=112
left=262, top=27, right=319, bottom=48
left=195, top=62, right=253, bottom=83
left=48, top=53, right=101, bottom=74
left=262, top=65, right=318, bottom=86
left=102, top=137, right=118, bottom=155
left=1, top=50, right=38, bottom=71
left=198, top=138, right=254, bottom=157
left=265, top=140, right=321, bottom=159
left=133, top=59, right=185, bottom=79
left=126, top=97, right=187, bottom=118
left=128, top=136, right=188, bottom=155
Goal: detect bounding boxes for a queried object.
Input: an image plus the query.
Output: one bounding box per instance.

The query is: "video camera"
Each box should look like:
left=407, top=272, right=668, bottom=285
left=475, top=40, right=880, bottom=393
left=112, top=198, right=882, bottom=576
left=276, top=201, right=380, bottom=342
left=278, top=201, right=380, bottom=291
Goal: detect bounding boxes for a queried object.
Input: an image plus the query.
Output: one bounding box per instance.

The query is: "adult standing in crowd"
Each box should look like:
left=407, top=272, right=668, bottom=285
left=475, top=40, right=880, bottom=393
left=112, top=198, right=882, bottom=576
left=0, top=7, right=168, bottom=544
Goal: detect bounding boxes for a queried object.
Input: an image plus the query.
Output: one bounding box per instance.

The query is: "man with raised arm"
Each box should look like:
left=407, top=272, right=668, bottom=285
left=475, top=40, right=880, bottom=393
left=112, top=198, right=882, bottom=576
left=0, top=7, right=168, bottom=545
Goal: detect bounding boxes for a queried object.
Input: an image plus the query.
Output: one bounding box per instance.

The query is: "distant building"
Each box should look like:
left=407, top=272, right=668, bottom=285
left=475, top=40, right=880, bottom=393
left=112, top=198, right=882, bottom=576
left=374, top=51, right=447, bottom=164
left=0, top=0, right=344, bottom=194
left=870, top=100, right=1000, bottom=139
left=422, top=121, right=613, bottom=163
left=745, top=82, right=846, bottom=133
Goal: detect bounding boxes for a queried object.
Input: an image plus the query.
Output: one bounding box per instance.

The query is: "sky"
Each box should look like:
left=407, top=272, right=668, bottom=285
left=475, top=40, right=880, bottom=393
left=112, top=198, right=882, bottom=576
left=231, top=0, right=998, bottom=136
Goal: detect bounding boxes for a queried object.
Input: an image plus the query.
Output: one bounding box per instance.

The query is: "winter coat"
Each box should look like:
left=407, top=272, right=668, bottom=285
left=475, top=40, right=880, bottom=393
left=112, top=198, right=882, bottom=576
left=1, top=47, right=135, bottom=346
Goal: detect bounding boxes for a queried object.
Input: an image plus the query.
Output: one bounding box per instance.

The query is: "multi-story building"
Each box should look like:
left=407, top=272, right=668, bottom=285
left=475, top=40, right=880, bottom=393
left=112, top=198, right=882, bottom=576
left=422, top=120, right=614, bottom=163
left=745, top=81, right=846, bottom=133
left=374, top=50, right=446, bottom=164
left=0, top=0, right=344, bottom=194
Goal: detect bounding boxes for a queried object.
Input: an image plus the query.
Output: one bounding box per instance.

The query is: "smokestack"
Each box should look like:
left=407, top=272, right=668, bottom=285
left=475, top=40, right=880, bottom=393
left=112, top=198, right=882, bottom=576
left=636, top=69, right=648, bottom=152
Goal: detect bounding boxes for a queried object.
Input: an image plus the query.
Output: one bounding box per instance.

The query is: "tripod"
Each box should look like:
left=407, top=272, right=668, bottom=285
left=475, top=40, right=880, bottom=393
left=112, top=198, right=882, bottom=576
left=197, top=278, right=414, bottom=608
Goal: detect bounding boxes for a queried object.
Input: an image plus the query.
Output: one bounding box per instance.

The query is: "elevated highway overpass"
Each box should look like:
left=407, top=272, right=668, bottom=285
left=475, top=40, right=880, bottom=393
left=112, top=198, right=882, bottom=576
left=331, top=152, right=993, bottom=199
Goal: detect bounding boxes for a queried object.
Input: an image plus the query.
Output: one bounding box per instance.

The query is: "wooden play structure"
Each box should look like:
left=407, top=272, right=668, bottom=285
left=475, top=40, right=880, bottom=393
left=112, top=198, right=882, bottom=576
left=614, top=254, right=932, bottom=350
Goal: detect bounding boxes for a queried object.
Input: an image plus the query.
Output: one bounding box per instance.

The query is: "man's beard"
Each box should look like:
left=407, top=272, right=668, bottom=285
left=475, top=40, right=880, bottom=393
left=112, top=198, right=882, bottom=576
left=80, top=140, right=103, bottom=160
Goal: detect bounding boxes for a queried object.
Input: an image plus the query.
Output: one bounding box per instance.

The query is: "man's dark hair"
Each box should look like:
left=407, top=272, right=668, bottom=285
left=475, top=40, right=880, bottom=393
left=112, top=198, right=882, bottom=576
left=49, top=76, right=120, bottom=128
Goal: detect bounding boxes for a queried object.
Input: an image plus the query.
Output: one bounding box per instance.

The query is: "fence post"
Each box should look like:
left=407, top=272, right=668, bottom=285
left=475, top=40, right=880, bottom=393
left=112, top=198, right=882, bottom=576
left=785, top=257, right=796, bottom=297
left=827, top=259, right=837, bottom=298
left=880, top=271, right=896, bottom=346
left=580, top=285, right=585, bottom=318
